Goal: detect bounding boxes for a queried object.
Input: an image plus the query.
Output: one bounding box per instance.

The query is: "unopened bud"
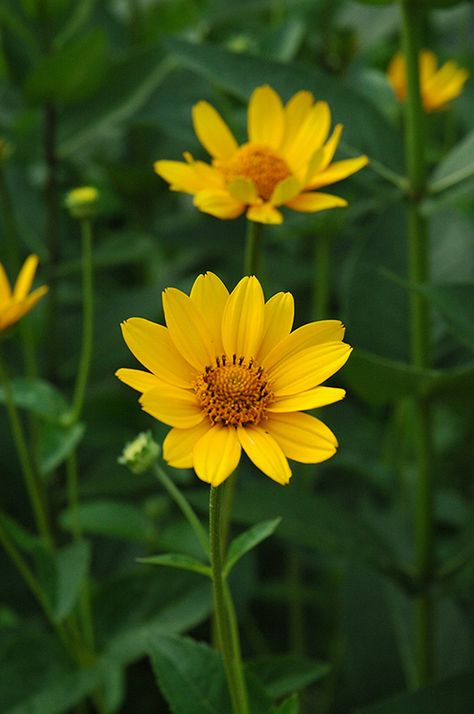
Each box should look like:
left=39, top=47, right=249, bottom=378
left=65, top=186, right=99, bottom=219
left=118, top=431, right=160, bottom=475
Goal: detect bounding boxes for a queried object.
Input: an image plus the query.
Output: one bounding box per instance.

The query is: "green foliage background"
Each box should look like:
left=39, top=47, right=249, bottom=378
left=0, top=0, right=473, bottom=712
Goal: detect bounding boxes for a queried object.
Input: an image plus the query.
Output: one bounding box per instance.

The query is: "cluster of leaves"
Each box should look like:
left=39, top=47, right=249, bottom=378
left=1, top=0, right=473, bottom=713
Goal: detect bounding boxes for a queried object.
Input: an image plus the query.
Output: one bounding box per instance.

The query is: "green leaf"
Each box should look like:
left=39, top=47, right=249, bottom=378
left=420, top=284, right=474, bottom=352
left=52, top=541, right=90, bottom=622
left=247, top=655, right=329, bottom=699
left=60, top=500, right=153, bottom=542
left=343, top=349, right=474, bottom=405
left=224, top=518, right=281, bottom=576
left=138, top=553, right=211, bottom=577
left=164, top=37, right=402, bottom=167
left=148, top=633, right=272, bottom=714
left=429, top=129, right=474, bottom=195
left=0, top=511, right=43, bottom=554
left=0, top=377, right=68, bottom=423
left=149, top=634, right=231, bottom=714
left=273, top=694, right=299, bottom=714
left=39, top=422, right=85, bottom=475
left=25, top=29, right=107, bottom=105
left=356, top=670, right=474, bottom=714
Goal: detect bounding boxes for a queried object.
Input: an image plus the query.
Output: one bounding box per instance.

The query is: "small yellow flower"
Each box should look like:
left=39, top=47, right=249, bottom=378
left=0, top=255, right=48, bottom=332
left=65, top=186, right=99, bottom=219
left=116, top=273, right=351, bottom=486
left=154, top=85, right=368, bottom=225
left=387, top=50, right=469, bottom=113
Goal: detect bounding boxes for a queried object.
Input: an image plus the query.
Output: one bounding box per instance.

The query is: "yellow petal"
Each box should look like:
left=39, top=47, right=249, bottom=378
left=267, top=386, right=346, bottom=413
left=0, top=262, right=12, bottom=303
left=306, top=156, right=368, bottom=190
left=262, top=319, right=345, bottom=370
left=121, top=318, right=197, bottom=387
left=154, top=160, right=204, bottom=194
left=227, top=177, right=259, bottom=203
left=284, top=101, right=331, bottom=173
left=285, top=192, right=347, bottom=212
left=238, top=425, right=291, bottom=485
left=419, top=50, right=437, bottom=83
left=248, top=85, right=285, bottom=149
left=190, top=272, right=229, bottom=354
left=115, top=368, right=160, bottom=393
left=13, top=255, right=39, bottom=300
left=265, top=412, right=337, bottom=463
left=256, top=292, right=294, bottom=363
left=192, top=101, right=238, bottom=160
left=282, top=91, right=314, bottom=150
left=0, top=304, right=20, bottom=330
left=320, top=124, right=343, bottom=170
left=163, top=288, right=215, bottom=371
left=163, top=422, right=211, bottom=468
left=3, top=286, right=49, bottom=329
left=387, top=53, right=406, bottom=101
left=269, top=342, right=352, bottom=396
left=194, top=189, right=245, bottom=219
left=246, top=203, right=283, bottom=224
left=140, top=385, right=203, bottom=428
left=193, top=425, right=241, bottom=486
left=222, top=276, right=265, bottom=359
left=270, top=176, right=301, bottom=206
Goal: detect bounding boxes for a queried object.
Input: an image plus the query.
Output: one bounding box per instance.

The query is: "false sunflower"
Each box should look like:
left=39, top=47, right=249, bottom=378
left=388, top=50, right=469, bottom=113
left=116, top=273, right=351, bottom=486
left=0, top=255, right=48, bottom=332
left=154, top=85, right=368, bottom=225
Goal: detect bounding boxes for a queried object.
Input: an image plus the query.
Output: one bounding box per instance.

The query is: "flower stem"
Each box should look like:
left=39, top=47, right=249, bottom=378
left=0, top=349, right=53, bottom=550
left=313, top=231, right=332, bottom=320
left=209, top=486, right=248, bottom=714
left=153, top=463, right=209, bottom=557
left=244, top=221, right=263, bottom=276
left=70, top=219, right=94, bottom=424
left=400, top=0, right=434, bottom=685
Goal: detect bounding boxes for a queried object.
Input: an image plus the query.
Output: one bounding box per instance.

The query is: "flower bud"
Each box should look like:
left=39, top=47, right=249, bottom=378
left=65, top=186, right=99, bottom=220
left=118, top=431, right=160, bottom=475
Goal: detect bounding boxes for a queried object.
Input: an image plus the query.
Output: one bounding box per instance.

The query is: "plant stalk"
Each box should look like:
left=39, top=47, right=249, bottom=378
left=400, top=0, right=434, bottom=685
left=209, top=486, right=248, bottom=714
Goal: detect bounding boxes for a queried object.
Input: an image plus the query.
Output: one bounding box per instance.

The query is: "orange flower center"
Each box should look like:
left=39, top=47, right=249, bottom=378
left=194, top=355, right=273, bottom=427
left=223, top=144, right=291, bottom=200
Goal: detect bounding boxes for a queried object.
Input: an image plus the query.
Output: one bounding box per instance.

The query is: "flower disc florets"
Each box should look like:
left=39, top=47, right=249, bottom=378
left=221, top=144, right=291, bottom=200
left=194, top=356, right=272, bottom=427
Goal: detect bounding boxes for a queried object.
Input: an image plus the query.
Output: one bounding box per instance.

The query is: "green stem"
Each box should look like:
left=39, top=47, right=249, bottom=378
left=400, top=0, right=433, bottom=685
left=70, top=219, right=94, bottom=423
left=153, top=463, right=209, bottom=557
left=0, top=349, right=53, bottom=550
left=209, top=486, right=248, bottom=714
left=313, top=232, right=332, bottom=320
left=0, top=510, right=73, bottom=654
left=244, top=221, right=263, bottom=276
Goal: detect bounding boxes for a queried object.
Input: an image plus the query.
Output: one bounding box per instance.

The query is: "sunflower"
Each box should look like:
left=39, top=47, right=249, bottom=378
left=154, top=85, right=368, bottom=225
left=0, top=255, right=48, bottom=332
left=116, top=273, right=351, bottom=486
left=387, top=50, right=469, bottom=113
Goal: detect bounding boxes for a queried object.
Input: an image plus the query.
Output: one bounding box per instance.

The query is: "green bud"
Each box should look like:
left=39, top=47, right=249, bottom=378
left=65, top=186, right=99, bottom=219
left=118, top=431, right=160, bottom=475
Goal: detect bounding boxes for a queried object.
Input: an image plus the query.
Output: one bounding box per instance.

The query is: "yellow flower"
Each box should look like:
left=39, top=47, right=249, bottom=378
left=387, top=50, right=469, bottom=113
left=0, top=255, right=49, bottom=332
left=116, top=273, right=351, bottom=486
left=154, top=85, right=368, bottom=225
left=65, top=186, right=99, bottom=219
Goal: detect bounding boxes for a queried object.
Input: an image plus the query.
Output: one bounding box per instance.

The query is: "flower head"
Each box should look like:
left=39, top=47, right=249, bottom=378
left=0, top=255, right=48, bottom=332
left=387, top=50, right=469, bottom=113
left=65, top=186, right=99, bottom=219
left=116, top=273, right=352, bottom=486
left=154, top=85, right=368, bottom=225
